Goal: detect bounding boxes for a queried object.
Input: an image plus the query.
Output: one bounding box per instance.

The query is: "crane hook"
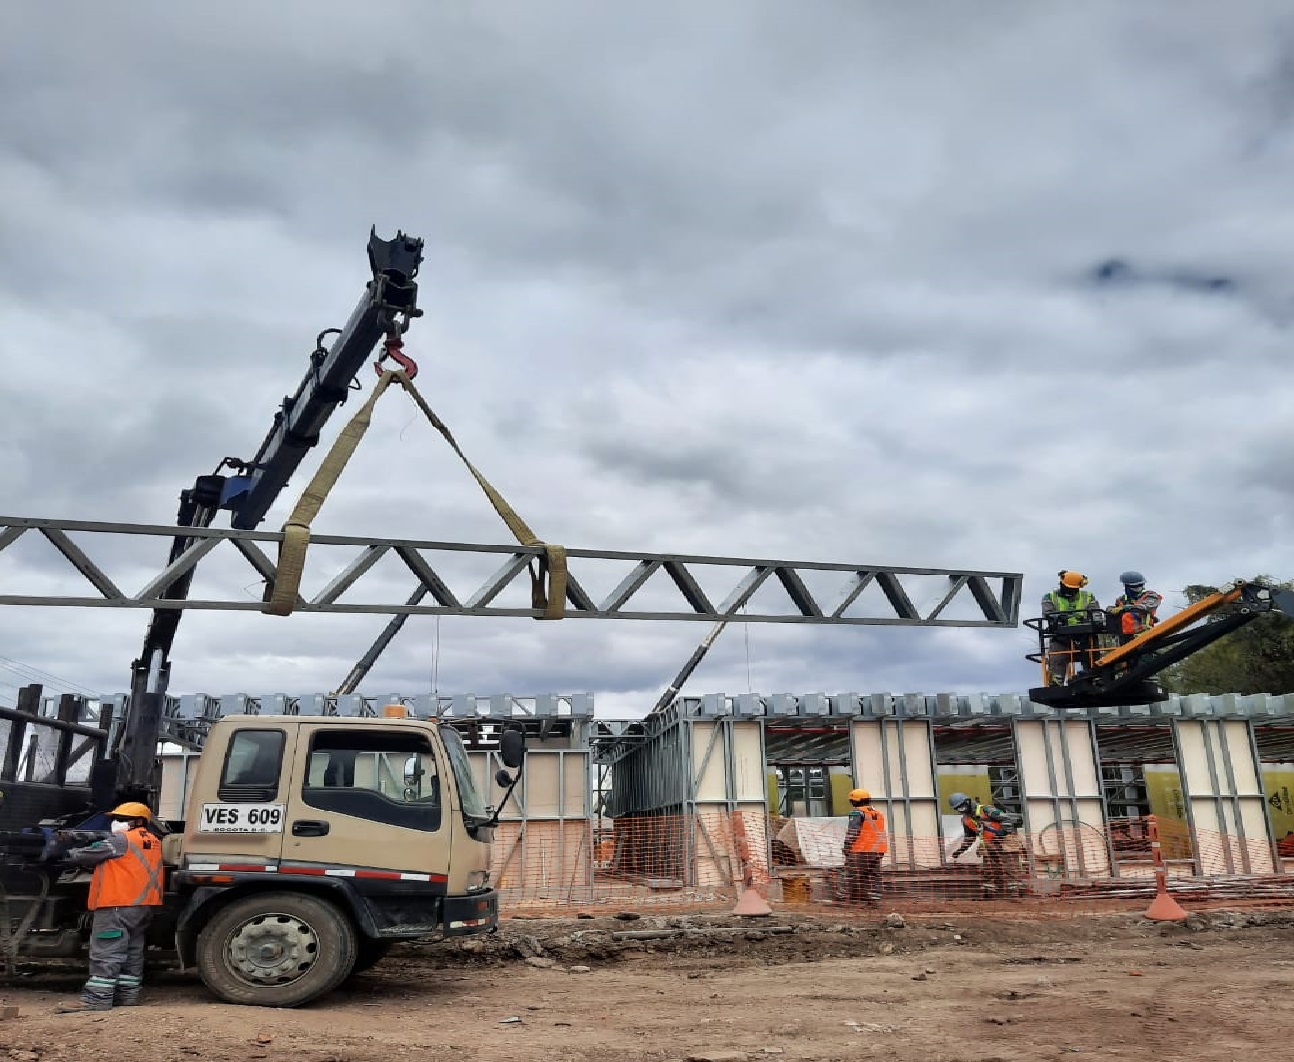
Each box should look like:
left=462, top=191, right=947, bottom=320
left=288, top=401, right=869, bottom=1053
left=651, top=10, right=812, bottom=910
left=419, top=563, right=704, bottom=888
left=373, top=331, right=418, bottom=379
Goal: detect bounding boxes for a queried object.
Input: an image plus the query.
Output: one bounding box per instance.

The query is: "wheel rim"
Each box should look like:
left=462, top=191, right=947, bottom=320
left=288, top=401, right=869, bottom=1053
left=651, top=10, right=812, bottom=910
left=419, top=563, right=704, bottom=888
left=225, top=911, right=321, bottom=987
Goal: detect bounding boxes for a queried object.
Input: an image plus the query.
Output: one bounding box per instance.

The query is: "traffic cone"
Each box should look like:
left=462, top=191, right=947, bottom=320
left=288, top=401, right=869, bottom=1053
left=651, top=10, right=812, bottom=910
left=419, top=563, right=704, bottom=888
left=1145, top=883, right=1188, bottom=922
left=732, top=885, right=773, bottom=917
left=1143, top=815, right=1188, bottom=922
left=728, top=808, right=773, bottom=916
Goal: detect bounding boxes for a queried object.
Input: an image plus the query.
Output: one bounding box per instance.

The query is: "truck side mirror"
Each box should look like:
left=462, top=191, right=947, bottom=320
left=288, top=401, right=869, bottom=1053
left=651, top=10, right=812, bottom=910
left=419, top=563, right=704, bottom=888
left=499, top=729, right=526, bottom=770
left=495, top=768, right=515, bottom=788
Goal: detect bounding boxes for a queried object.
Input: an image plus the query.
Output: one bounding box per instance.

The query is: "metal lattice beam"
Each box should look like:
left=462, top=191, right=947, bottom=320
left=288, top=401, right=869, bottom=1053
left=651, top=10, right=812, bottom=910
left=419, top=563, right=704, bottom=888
left=0, top=516, right=1022, bottom=626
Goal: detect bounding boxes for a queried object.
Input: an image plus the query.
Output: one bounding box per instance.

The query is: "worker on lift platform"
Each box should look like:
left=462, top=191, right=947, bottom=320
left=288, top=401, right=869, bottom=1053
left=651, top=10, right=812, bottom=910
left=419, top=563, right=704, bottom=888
left=1109, top=570, right=1161, bottom=644
left=1040, top=570, right=1101, bottom=684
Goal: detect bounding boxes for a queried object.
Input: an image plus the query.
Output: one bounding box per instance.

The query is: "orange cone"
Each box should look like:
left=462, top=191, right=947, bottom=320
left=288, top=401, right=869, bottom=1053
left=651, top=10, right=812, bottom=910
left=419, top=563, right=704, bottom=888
left=1144, top=884, right=1189, bottom=922
left=1143, top=815, right=1188, bottom=922
left=728, top=809, right=773, bottom=916
left=732, top=886, right=773, bottom=917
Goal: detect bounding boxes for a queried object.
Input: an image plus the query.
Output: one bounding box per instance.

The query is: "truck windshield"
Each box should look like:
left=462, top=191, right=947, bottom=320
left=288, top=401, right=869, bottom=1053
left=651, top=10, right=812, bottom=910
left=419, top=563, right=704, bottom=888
left=440, top=726, right=490, bottom=823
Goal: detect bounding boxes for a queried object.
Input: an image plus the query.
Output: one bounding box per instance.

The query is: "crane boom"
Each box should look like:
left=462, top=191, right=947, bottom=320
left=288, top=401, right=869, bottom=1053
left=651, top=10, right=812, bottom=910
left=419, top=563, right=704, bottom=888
left=113, top=229, right=424, bottom=799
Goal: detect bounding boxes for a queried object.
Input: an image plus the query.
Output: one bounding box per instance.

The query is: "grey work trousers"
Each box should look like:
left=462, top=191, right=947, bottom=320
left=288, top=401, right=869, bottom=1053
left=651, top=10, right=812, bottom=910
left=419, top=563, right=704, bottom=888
left=81, top=905, right=154, bottom=1008
left=840, top=851, right=884, bottom=905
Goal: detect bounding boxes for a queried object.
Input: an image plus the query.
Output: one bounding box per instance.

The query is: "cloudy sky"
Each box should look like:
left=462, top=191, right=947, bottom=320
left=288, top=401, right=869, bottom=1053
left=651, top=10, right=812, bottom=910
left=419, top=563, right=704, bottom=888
left=1, top=1, right=1291, bottom=716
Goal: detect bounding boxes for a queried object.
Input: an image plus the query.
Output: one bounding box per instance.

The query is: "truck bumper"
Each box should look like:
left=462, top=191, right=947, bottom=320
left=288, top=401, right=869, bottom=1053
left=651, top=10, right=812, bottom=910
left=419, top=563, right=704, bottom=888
left=442, top=890, right=498, bottom=935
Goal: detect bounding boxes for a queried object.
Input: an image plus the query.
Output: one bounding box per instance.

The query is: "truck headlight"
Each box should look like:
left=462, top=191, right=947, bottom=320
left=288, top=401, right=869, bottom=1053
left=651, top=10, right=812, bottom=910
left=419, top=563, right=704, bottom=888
left=467, top=870, right=490, bottom=892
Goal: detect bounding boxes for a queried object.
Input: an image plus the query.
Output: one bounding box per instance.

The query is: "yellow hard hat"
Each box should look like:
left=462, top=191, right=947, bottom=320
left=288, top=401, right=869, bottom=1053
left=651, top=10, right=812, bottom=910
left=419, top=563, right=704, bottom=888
left=1059, top=571, right=1088, bottom=590
left=848, top=788, right=871, bottom=804
left=109, top=801, right=152, bottom=822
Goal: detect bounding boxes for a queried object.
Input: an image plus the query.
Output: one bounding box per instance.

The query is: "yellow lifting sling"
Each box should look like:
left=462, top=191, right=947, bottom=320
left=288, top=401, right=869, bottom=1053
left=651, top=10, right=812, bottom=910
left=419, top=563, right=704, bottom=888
left=262, top=367, right=566, bottom=620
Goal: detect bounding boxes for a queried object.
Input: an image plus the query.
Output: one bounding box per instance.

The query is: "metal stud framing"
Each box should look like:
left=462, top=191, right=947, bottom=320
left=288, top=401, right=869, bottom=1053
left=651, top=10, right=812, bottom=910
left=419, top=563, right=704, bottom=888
left=1012, top=717, right=1110, bottom=879
left=849, top=713, right=942, bottom=869
left=1171, top=712, right=1276, bottom=876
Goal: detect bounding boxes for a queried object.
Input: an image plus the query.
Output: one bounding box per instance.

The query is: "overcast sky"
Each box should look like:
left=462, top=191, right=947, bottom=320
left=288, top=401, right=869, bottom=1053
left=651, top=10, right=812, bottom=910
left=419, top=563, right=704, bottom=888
left=1, top=1, right=1291, bottom=716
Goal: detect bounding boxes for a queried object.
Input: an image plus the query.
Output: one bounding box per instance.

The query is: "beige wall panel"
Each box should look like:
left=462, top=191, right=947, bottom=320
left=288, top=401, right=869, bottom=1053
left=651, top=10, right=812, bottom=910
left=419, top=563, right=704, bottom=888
left=731, top=723, right=766, bottom=802
left=850, top=720, right=940, bottom=868
left=693, top=806, right=736, bottom=887
left=1176, top=720, right=1275, bottom=875
left=691, top=723, right=730, bottom=802
left=470, top=749, right=588, bottom=821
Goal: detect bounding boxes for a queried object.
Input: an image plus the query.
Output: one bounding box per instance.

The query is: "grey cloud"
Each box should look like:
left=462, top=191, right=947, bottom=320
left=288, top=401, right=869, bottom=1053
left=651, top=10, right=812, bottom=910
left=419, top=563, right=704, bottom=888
left=3, top=2, right=1293, bottom=708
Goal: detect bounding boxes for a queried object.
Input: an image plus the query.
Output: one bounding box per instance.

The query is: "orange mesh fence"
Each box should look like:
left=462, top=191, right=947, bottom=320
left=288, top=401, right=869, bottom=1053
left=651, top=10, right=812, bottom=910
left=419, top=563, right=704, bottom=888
left=491, top=812, right=1294, bottom=917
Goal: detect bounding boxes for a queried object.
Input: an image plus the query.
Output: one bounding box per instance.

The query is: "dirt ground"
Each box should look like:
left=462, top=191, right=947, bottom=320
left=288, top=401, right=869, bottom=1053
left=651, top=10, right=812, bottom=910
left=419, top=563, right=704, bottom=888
left=1, top=907, right=1291, bottom=1062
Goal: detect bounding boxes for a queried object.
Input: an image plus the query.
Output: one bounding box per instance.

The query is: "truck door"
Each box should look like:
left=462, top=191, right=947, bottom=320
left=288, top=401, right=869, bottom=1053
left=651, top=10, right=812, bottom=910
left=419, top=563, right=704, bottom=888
left=188, top=725, right=295, bottom=865
left=281, top=725, right=447, bottom=876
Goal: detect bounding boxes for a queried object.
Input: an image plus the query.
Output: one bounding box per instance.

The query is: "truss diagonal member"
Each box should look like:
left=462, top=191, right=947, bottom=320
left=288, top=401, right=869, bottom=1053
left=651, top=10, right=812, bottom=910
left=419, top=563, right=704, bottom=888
left=311, top=544, right=391, bottom=606
left=774, top=567, right=824, bottom=617
left=466, top=553, right=533, bottom=609
left=925, top=574, right=970, bottom=621
left=0, top=524, right=27, bottom=553
left=663, top=560, right=715, bottom=615
left=600, top=559, right=663, bottom=613
left=232, top=538, right=305, bottom=610
left=966, top=574, right=1012, bottom=624
left=874, top=571, right=919, bottom=620
left=394, top=546, right=461, bottom=607
left=829, top=570, right=877, bottom=617
left=134, top=536, right=224, bottom=600
left=560, top=571, right=598, bottom=613
left=716, top=565, right=773, bottom=614
left=39, top=528, right=123, bottom=600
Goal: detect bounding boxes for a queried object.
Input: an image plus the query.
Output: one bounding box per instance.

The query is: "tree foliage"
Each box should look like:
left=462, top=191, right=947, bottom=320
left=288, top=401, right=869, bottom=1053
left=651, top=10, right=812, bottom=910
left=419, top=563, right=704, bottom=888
left=1160, top=576, right=1294, bottom=696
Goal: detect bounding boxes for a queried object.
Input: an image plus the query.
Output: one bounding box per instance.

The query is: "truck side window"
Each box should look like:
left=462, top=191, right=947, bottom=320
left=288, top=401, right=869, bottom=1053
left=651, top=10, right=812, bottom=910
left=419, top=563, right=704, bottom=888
left=218, top=729, right=286, bottom=802
left=302, top=729, right=441, bottom=833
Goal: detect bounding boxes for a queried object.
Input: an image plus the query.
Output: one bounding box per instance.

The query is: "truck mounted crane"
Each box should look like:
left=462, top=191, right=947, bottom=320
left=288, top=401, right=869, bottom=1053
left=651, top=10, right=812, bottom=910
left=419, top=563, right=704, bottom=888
left=0, top=230, right=534, bottom=1008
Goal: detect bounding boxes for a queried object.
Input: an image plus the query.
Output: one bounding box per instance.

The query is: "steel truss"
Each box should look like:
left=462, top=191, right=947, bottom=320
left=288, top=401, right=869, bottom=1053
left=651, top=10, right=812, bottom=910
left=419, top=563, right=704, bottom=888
left=0, top=516, right=1021, bottom=626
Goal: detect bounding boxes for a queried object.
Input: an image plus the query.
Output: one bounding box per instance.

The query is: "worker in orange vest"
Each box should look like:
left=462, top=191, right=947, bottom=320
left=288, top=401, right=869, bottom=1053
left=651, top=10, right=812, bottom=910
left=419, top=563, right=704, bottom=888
left=839, top=789, right=888, bottom=906
left=1109, top=570, right=1162, bottom=644
left=54, top=801, right=164, bottom=1013
left=948, top=792, right=1023, bottom=897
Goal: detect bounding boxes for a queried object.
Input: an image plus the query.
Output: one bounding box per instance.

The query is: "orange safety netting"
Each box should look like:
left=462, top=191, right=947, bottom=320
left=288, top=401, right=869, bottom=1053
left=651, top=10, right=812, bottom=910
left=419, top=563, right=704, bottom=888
left=489, top=812, right=1294, bottom=918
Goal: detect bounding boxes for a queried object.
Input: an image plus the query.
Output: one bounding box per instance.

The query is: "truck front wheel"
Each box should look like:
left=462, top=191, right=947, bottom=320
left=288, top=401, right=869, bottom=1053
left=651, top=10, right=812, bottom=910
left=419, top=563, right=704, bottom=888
left=195, top=891, right=358, bottom=1008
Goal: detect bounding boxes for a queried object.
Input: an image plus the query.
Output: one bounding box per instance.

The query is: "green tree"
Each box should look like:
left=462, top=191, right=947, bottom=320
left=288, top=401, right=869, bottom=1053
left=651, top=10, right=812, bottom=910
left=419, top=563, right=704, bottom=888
left=1160, top=576, right=1294, bottom=696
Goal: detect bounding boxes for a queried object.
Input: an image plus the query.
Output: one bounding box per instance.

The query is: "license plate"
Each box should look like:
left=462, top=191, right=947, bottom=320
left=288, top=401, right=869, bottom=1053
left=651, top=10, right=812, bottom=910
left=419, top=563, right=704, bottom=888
left=198, top=803, right=285, bottom=834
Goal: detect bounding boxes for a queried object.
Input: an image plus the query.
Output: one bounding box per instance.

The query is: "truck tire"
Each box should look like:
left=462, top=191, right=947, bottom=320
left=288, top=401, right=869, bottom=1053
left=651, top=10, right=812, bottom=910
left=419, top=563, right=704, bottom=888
left=195, top=891, right=358, bottom=1008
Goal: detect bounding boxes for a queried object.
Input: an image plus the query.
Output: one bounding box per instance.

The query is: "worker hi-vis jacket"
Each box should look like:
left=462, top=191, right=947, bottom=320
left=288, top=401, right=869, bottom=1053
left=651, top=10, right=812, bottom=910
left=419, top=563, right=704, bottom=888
left=843, top=805, right=888, bottom=854
left=1041, top=589, right=1098, bottom=627
left=957, top=804, right=1017, bottom=850
left=1113, top=587, right=1162, bottom=637
left=68, top=827, right=164, bottom=909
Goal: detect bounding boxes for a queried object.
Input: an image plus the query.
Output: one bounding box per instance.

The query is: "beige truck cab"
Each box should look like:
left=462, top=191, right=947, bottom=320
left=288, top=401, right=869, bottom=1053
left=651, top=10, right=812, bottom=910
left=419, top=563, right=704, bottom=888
left=168, top=713, right=523, bottom=1007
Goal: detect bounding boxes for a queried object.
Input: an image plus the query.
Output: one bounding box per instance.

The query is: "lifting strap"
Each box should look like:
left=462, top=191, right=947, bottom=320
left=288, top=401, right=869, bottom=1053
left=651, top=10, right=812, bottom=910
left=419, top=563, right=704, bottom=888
left=263, top=369, right=566, bottom=619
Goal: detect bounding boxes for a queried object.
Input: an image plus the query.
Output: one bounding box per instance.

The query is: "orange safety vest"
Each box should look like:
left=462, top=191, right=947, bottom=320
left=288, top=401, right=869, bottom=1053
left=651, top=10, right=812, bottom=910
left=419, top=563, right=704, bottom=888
left=848, top=807, right=889, bottom=854
left=1115, top=591, right=1159, bottom=636
left=87, top=827, right=164, bottom=909
left=962, top=806, right=1010, bottom=847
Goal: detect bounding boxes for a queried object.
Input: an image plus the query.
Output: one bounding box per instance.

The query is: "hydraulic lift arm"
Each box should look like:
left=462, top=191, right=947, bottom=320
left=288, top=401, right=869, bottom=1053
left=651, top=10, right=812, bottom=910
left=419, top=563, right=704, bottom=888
left=1027, top=580, right=1294, bottom=710
left=111, top=230, right=425, bottom=803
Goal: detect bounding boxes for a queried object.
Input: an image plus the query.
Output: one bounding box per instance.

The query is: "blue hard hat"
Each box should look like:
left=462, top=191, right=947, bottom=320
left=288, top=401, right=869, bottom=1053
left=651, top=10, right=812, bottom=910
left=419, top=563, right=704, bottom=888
left=1119, top=570, right=1146, bottom=587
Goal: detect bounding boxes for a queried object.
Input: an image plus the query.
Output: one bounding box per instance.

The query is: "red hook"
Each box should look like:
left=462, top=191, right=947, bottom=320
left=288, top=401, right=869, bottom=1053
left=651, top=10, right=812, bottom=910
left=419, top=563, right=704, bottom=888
left=373, top=332, right=418, bottom=379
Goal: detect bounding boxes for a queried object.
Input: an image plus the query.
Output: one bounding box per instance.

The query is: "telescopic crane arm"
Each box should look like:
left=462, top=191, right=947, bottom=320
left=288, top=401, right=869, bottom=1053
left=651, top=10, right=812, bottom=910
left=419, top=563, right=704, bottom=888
left=111, top=230, right=425, bottom=803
